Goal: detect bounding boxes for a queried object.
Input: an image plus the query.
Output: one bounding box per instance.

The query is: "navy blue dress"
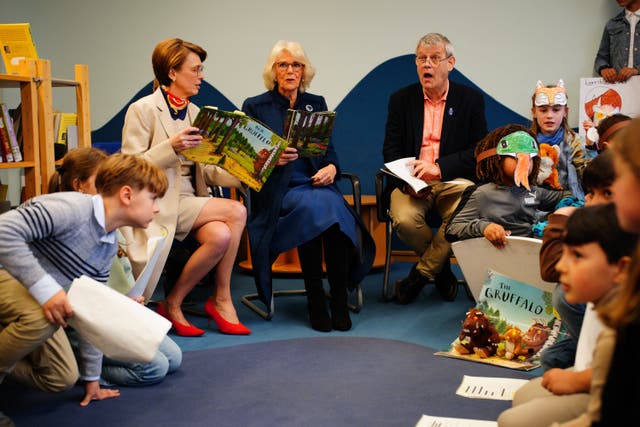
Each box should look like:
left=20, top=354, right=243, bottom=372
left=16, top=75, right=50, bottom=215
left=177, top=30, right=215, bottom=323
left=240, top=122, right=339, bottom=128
left=241, top=88, right=375, bottom=313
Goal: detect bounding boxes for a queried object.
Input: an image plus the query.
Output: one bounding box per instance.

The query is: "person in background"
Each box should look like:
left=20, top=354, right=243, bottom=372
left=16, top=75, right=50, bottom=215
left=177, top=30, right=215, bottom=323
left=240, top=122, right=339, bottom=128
left=539, top=115, right=632, bottom=371
left=241, top=40, right=375, bottom=332
left=592, top=116, right=640, bottom=425
left=383, top=32, right=487, bottom=304
left=48, top=147, right=182, bottom=387
left=445, top=124, right=571, bottom=247
left=530, top=80, right=587, bottom=200
left=584, top=113, right=632, bottom=154
left=595, top=0, right=640, bottom=83
left=0, top=153, right=168, bottom=406
left=498, top=203, right=637, bottom=427
left=121, top=38, right=250, bottom=337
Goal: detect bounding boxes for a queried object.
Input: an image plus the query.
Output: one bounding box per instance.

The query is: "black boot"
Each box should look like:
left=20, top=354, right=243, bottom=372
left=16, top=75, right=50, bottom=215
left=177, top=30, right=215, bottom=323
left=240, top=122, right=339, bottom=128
left=330, top=282, right=352, bottom=331
left=305, top=279, right=331, bottom=332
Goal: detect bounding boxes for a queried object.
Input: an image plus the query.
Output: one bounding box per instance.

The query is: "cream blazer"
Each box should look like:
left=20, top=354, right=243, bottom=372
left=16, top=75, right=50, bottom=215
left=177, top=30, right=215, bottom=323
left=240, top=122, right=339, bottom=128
left=120, top=89, right=242, bottom=300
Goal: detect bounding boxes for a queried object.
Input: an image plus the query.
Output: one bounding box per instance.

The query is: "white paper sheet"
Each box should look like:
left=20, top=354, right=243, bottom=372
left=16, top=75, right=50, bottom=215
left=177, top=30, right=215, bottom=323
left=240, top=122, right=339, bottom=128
left=127, top=234, right=166, bottom=298
left=456, top=375, right=529, bottom=400
left=67, top=275, right=171, bottom=363
left=415, top=414, right=497, bottom=427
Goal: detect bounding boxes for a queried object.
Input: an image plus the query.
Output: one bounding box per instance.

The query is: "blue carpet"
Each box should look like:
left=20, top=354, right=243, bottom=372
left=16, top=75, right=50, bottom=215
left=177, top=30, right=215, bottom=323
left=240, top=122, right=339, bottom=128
left=2, top=337, right=533, bottom=427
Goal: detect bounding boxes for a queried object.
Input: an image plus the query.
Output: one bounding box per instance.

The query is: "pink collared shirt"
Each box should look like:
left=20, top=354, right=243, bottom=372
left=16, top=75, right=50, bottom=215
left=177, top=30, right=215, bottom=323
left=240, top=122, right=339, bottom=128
left=419, top=82, right=449, bottom=180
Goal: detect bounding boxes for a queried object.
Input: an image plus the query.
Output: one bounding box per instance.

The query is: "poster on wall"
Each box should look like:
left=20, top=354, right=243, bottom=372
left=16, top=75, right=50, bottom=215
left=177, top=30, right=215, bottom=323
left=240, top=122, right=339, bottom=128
left=578, top=75, right=640, bottom=140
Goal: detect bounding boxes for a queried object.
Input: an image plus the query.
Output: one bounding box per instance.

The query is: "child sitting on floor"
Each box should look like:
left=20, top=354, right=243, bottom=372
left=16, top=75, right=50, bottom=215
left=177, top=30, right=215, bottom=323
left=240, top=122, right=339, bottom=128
left=0, top=153, right=168, bottom=407
left=445, top=124, right=571, bottom=248
left=498, top=202, right=638, bottom=427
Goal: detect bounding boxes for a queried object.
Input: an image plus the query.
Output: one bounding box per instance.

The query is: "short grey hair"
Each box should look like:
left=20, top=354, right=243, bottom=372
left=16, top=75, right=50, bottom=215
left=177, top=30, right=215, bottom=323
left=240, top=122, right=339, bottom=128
left=415, top=33, right=455, bottom=57
left=262, top=40, right=316, bottom=93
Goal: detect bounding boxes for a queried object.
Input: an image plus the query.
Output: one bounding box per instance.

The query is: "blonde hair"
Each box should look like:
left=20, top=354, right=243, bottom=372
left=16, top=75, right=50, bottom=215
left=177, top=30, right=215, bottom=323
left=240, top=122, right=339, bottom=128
left=262, top=40, right=316, bottom=92
left=47, top=147, right=108, bottom=193
left=94, top=153, right=168, bottom=198
left=530, top=83, right=575, bottom=137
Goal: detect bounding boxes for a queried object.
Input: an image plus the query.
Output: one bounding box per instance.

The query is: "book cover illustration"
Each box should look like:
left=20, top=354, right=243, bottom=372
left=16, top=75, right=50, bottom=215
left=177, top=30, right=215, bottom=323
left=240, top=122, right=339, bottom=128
left=436, top=269, right=566, bottom=371
left=283, top=109, right=336, bottom=157
left=578, top=76, right=640, bottom=140
left=0, top=23, right=38, bottom=75
left=182, top=107, right=288, bottom=191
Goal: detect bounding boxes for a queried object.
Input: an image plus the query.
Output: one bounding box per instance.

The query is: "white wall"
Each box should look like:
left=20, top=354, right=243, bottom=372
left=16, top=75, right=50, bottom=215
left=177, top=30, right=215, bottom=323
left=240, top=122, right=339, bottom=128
left=1, top=0, right=619, bottom=128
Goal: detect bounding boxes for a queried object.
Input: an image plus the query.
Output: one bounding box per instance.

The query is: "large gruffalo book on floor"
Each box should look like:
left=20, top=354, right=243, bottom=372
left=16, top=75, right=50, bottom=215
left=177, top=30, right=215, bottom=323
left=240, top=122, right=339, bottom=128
left=182, top=106, right=289, bottom=191
left=436, top=269, right=566, bottom=371
left=283, top=109, right=336, bottom=157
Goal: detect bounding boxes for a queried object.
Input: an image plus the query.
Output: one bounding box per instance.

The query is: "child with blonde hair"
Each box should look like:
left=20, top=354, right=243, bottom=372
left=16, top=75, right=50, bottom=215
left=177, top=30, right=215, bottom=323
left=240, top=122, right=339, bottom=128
left=531, top=80, right=587, bottom=199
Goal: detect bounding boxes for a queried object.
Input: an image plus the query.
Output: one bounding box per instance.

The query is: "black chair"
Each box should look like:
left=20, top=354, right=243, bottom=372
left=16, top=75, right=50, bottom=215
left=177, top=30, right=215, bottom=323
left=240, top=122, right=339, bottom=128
left=240, top=172, right=364, bottom=320
left=374, top=170, right=472, bottom=302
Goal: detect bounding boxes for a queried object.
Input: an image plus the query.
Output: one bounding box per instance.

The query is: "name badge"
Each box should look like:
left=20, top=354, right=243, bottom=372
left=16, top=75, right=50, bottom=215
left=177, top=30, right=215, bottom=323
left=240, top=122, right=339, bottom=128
left=524, top=193, right=537, bottom=206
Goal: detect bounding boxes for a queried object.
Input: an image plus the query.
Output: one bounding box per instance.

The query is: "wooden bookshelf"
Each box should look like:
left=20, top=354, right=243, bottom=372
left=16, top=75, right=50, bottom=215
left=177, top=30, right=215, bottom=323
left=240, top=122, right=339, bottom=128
left=0, top=59, right=90, bottom=199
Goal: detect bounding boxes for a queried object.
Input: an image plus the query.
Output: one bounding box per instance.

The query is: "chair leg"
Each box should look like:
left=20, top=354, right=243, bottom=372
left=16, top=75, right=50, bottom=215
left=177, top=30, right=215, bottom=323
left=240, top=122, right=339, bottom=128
left=382, top=221, right=395, bottom=301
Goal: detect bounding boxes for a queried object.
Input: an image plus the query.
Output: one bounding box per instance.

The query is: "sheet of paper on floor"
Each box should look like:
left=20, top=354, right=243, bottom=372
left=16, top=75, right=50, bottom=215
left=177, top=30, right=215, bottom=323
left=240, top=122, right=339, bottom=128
left=456, top=375, right=529, bottom=400
left=415, top=414, right=497, bottom=427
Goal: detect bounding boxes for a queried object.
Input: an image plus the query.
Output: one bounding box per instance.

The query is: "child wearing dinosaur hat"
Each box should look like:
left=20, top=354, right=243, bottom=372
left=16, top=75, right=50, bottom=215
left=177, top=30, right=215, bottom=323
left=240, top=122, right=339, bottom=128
left=445, top=124, right=571, bottom=248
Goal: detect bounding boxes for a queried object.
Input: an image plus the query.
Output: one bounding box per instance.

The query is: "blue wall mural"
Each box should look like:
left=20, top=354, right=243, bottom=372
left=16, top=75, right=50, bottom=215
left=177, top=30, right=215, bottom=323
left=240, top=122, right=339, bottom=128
left=92, top=55, right=530, bottom=195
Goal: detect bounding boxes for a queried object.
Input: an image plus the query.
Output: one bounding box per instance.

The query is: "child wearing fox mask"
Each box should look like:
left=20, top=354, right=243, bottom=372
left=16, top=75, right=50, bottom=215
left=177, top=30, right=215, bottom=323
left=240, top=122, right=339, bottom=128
left=531, top=80, right=588, bottom=200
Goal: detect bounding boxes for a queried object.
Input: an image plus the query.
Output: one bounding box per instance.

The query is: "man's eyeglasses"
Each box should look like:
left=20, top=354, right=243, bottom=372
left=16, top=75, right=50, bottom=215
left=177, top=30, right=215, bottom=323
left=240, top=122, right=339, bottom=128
left=276, top=61, right=304, bottom=71
left=415, top=55, right=451, bottom=66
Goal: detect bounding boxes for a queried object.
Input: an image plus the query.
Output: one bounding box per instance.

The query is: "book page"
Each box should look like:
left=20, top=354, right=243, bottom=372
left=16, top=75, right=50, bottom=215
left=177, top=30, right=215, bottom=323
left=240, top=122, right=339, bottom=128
left=415, top=414, right=496, bottom=427
left=455, top=375, right=529, bottom=400
left=382, top=157, right=429, bottom=193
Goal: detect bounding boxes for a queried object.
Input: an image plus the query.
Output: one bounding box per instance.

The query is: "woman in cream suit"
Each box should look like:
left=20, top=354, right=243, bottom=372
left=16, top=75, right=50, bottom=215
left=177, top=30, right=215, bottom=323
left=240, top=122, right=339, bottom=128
left=121, top=38, right=250, bottom=336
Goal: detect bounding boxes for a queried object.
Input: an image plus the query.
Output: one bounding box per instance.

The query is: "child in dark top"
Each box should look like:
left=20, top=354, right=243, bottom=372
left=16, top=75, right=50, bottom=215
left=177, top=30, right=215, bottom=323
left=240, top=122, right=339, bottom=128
left=445, top=124, right=571, bottom=248
left=539, top=151, right=617, bottom=371
left=498, top=203, right=637, bottom=427
left=0, top=153, right=168, bottom=407
left=593, top=116, right=640, bottom=426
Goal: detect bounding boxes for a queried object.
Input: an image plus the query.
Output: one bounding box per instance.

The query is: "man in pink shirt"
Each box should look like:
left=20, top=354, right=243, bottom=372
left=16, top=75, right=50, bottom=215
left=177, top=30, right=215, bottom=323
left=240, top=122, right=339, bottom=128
left=383, top=33, right=487, bottom=303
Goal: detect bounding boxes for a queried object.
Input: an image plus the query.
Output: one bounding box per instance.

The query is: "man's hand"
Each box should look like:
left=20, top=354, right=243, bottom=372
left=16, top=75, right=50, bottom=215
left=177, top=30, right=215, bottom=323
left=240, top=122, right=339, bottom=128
left=42, top=290, right=73, bottom=327
left=483, top=223, right=510, bottom=248
left=80, top=380, right=121, bottom=407
left=406, top=159, right=440, bottom=181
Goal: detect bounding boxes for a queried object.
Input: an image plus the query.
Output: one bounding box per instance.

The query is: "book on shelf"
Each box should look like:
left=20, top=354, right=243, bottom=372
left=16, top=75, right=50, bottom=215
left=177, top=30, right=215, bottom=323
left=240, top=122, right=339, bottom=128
left=52, top=112, right=77, bottom=160
left=0, top=103, right=22, bottom=162
left=435, top=269, right=567, bottom=371
left=283, top=109, right=336, bottom=157
left=0, top=23, right=38, bottom=75
left=0, top=113, right=15, bottom=162
left=182, top=106, right=289, bottom=191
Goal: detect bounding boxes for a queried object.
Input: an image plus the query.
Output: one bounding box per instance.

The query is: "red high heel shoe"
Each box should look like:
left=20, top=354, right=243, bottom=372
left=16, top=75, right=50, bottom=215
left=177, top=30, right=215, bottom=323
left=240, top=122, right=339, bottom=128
left=156, top=301, right=205, bottom=337
left=204, top=299, right=251, bottom=335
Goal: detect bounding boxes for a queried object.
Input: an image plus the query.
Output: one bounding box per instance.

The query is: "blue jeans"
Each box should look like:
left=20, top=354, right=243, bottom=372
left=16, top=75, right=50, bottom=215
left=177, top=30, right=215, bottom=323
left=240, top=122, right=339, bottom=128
left=540, top=284, right=586, bottom=371
left=100, top=336, right=182, bottom=386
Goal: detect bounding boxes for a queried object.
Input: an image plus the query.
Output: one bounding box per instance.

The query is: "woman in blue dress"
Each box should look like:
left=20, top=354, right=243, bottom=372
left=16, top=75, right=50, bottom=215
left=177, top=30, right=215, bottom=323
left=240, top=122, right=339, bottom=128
left=242, top=40, right=375, bottom=332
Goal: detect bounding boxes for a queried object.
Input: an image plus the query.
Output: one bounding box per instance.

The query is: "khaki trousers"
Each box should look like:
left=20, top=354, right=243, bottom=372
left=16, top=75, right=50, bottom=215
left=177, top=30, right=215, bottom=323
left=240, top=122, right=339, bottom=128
left=389, top=179, right=472, bottom=278
left=0, top=269, right=78, bottom=392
